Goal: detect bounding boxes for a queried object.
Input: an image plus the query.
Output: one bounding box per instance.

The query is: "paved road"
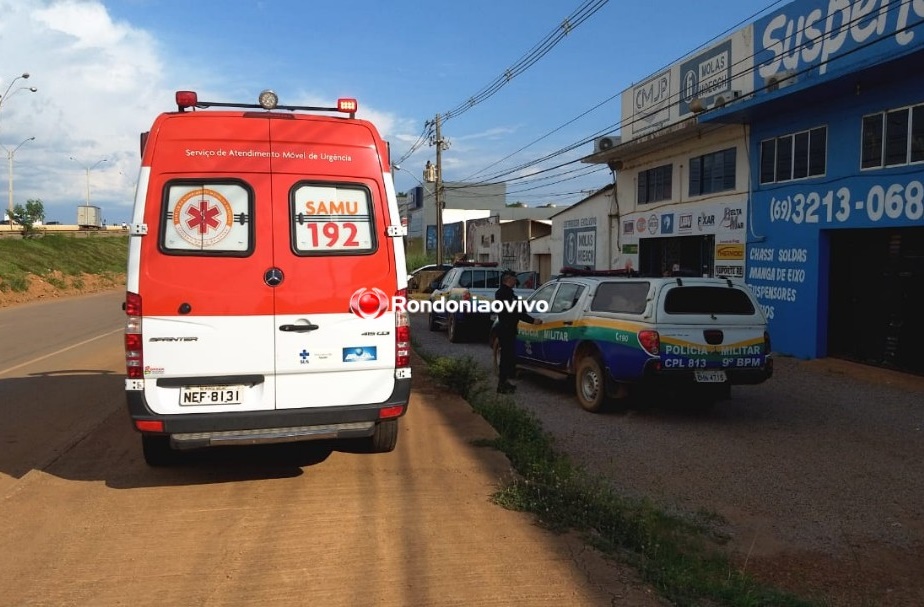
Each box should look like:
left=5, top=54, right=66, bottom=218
left=411, top=311, right=924, bottom=607
left=0, top=293, right=666, bottom=607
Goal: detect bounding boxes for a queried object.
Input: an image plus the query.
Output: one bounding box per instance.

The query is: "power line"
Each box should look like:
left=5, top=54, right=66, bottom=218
left=403, top=0, right=920, bottom=207
left=441, top=0, right=610, bottom=123
left=459, top=0, right=788, bottom=188
left=392, top=0, right=609, bottom=165
left=466, top=2, right=922, bottom=191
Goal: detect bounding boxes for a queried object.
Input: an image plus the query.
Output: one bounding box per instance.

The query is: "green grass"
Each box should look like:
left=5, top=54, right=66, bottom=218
left=406, top=251, right=437, bottom=274
left=418, top=349, right=821, bottom=607
left=0, top=235, right=128, bottom=293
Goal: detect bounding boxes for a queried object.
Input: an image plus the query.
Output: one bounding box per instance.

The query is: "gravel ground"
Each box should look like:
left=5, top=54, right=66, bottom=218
left=410, top=312, right=924, bottom=606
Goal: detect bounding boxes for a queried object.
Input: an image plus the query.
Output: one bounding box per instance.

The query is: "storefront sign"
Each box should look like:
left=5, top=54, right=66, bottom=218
left=563, top=217, right=597, bottom=268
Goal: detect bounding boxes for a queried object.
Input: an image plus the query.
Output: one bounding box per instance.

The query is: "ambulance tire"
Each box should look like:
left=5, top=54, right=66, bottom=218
left=141, top=435, right=179, bottom=467
left=368, top=420, right=399, bottom=453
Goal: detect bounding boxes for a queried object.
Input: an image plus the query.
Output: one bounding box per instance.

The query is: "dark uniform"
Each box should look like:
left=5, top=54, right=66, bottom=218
left=495, top=271, right=537, bottom=393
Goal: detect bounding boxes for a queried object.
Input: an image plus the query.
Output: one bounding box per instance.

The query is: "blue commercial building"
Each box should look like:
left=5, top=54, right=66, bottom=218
left=588, top=0, right=923, bottom=375
left=702, top=0, right=924, bottom=374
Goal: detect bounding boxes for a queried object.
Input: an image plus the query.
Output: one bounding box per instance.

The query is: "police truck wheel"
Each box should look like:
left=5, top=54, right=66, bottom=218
left=447, top=314, right=463, bottom=343
left=368, top=420, right=399, bottom=453
left=575, top=356, right=607, bottom=413
left=141, top=435, right=179, bottom=467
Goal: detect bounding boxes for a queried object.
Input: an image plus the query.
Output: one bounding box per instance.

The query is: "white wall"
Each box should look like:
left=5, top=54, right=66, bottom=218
left=612, top=124, right=750, bottom=277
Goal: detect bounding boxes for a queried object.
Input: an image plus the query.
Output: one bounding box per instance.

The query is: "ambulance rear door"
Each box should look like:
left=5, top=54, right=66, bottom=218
left=268, top=118, right=398, bottom=409
left=136, top=114, right=278, bottom=415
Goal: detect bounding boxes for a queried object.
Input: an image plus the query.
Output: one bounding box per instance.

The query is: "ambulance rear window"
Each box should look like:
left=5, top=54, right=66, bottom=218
left=160, top=181, right=253, bottom=255
left=291, top=183, right=377, bottom=255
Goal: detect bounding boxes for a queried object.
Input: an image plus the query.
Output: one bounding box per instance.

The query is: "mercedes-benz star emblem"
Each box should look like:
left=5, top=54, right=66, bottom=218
left=264, top=267, right=284, bottom=287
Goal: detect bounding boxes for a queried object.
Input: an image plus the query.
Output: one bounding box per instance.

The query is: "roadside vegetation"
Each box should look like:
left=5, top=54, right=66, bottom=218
left=0, top=234, right=128, bottom=293
left=405, top=251, right=434, bottom=272
left=418, top=350, right=818, bottom=607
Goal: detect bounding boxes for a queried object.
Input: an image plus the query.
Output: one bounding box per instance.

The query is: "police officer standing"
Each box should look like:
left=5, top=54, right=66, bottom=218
left=495, top=270, right=541, bottom=394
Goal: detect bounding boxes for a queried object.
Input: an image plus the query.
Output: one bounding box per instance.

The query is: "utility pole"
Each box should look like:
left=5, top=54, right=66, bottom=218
left=429, top=114, right=449, bottom=266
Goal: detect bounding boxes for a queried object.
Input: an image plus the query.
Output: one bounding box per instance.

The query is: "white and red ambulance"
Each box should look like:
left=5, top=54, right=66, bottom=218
left=124, top=90, right=410, bottom=465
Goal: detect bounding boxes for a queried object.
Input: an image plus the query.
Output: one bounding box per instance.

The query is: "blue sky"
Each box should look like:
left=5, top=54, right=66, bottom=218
left=0, top=0, right=782, bottom=225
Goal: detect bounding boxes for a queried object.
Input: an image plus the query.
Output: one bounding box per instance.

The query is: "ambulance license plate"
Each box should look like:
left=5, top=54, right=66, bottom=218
left=694, top=370, right=727, bottom=383
left=180, top=385, right=243, bottom=405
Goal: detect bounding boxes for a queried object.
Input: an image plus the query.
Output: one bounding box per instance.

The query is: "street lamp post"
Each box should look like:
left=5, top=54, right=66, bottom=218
left=70, top=157, right=108, bottom=206
left=1, top=72, right=37, bottom=227
left=4, top=136, right=34, bottom=227
left=0, top=72, right=37, bottom=136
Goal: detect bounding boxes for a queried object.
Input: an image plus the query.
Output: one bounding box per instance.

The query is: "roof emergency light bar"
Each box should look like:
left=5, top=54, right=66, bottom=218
left=174, top=90, right=358, bottom=118
left=559, top=266, right=639, bottom=277
left=452, top=261, right=498, bottom=267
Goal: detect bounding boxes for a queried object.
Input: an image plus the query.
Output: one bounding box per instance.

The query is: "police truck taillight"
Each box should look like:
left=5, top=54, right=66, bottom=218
left=125, top=292, right=143, bottom=378
left=637, top=330, right=660, bottom=356
left=395, top=289, right=410, bottom=368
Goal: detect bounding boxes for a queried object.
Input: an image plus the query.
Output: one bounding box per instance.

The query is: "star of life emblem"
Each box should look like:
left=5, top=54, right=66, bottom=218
left=172, top=188, right=233, bottom=247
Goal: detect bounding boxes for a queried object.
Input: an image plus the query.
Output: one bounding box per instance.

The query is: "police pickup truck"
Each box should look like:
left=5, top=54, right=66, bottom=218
left=501, top=268, right=773, bottom=412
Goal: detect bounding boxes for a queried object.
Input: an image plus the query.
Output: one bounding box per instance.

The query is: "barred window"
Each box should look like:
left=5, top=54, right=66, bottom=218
left=759, top=127, right=827, bottom=184
left=637, top=164, right=672, bottom=204
left=689, top=148, right=736, bottom=196
left=861, top=103, right=924, bottom=169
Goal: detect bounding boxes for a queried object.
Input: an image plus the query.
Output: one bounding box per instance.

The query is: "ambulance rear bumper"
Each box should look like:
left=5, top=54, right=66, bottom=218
left=126, top=377, right=411, bottom=449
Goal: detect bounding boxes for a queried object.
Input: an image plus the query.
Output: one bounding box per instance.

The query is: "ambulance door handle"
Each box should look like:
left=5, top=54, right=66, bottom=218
left=279, top=323, right=319, bottom=332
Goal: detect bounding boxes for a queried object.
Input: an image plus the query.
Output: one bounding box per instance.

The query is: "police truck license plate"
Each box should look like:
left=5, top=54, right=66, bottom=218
left=694, top=370, right=726, bottom=383
left=180, top=385, right=243, bottom=405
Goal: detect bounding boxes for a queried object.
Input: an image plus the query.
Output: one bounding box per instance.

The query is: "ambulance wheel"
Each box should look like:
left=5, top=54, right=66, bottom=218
left=575, top=356, right=607, bottom=413
left=141, top=435, right=179, bottom=467
left=368, top=420, right=399, bottom=453
left=428, top=313, right=439, bottom=331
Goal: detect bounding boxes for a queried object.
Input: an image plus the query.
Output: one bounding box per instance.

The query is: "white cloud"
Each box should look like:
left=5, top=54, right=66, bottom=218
left=0, top=0, right=165, bottom=222
left=0, top=1, right=426, bottom=223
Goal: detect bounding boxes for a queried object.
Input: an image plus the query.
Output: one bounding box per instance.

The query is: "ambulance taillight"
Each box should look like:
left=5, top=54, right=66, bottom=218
left=125, top=292, right=144, bottom=379
left=395, top=289, right=410, bottom=368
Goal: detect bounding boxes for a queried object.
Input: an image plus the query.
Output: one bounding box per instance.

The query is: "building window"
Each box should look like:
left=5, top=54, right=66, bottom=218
left=862, top=103, right=924, bottom=169
left=637, top=164, right=672, bottom=204
left=689, top=148, right=736, bottom=196
left=759, top=127, right=827, bottom=184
